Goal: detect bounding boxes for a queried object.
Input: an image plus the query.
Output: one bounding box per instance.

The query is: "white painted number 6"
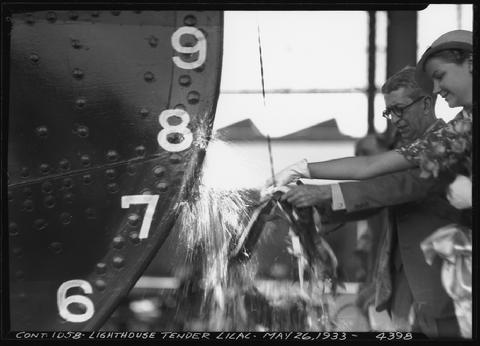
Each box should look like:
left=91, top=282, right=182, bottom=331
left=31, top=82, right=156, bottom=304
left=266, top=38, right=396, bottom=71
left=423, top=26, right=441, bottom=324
left=171, top=26, right=207, bottom=70
left=57, top=280, right=94, bottom=323
left=158, top=109, right=193, bottom=152
left=121, top=195, right=159, bottom=239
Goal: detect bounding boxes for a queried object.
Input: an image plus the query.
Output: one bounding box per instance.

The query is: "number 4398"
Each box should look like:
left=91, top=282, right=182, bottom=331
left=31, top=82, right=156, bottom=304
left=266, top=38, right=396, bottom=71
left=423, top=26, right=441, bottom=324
left=376, top=332, right=413, bottom=340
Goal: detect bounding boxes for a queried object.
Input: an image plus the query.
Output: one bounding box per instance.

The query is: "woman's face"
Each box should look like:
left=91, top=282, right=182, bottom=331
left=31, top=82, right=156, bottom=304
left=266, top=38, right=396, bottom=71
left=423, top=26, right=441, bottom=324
left=425, top=56, right=472, bottom=109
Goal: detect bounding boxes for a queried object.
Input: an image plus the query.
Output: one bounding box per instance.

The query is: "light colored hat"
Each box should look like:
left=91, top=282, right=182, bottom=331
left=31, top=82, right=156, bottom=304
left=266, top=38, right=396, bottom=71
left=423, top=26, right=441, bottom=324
left=416, top=30, right=473, bottom=92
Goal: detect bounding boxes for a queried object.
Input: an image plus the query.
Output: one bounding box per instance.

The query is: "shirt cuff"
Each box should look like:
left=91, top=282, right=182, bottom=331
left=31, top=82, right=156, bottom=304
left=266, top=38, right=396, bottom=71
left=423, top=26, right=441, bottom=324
left=331, top=183, right=346, bottom=210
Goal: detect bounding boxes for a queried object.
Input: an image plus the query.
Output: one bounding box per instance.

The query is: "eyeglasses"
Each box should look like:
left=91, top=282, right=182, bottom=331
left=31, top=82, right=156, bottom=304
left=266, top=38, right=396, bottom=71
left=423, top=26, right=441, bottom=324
left=382, top=96, right=425, bottom=120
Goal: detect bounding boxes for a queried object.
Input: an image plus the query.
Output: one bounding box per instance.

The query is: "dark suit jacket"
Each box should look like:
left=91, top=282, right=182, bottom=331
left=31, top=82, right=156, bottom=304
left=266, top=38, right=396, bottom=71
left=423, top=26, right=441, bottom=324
left=322, top=168, right=462, bottom=319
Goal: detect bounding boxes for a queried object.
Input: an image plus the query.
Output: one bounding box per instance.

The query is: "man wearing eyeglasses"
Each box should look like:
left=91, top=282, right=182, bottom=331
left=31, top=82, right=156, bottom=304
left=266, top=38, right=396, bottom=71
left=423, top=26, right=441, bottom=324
left=381, top=68, right=444, bottom=146
left=263, top=67, right=461, bottom=337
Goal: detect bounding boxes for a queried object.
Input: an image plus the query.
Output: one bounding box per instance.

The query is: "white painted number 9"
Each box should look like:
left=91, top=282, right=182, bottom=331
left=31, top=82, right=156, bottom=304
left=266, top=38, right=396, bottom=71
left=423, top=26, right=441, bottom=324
left=57, top=280, right=94, bottom=323
left=158, top=109, right=193, bottom=152
left=171, top=26, right=207, bottom=70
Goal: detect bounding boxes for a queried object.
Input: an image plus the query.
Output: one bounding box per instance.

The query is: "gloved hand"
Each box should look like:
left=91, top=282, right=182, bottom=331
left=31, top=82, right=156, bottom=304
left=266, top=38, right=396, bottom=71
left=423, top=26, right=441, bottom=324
left=259, top=185, right=290, bottom=203
left=265, top=158, right=311, bottom=188
left=447, top=175, right=472, bottom=209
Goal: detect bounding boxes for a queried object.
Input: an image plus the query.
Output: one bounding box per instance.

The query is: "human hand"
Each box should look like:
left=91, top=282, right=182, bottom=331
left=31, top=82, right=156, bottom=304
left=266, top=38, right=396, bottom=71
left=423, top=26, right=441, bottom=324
left=264, top=159, right=311, bottom=188
left=281, top=184, right=332, bottom=208
left=259, top=185, right=291, bottom=203
left=447, top=174, right=472, bottom=209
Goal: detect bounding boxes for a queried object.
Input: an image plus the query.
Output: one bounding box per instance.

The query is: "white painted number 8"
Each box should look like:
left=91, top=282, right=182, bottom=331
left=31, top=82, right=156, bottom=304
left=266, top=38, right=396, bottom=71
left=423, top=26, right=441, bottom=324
left=171, top=26, right=207, bottom=70
left=57, top=280, right=94, bottom=323
left=158, top=109, right=193, bottom=152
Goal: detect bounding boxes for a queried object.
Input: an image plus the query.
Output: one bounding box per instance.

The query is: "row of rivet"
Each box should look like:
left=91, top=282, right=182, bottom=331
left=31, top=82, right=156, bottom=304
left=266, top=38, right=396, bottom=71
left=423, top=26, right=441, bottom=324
left=15, top=148, right=175, bottom=179
left=25, top=11, right=130, bottom=25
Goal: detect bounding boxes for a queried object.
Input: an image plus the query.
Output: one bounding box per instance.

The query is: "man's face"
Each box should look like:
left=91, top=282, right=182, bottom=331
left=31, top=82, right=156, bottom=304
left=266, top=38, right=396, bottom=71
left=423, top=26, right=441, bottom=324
left=383, top=87, right=428, bottom=141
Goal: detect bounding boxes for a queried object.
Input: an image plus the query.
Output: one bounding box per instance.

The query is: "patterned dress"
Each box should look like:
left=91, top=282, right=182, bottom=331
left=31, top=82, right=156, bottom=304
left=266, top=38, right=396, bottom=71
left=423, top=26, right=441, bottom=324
left=395, top=112, right=472, bottom=179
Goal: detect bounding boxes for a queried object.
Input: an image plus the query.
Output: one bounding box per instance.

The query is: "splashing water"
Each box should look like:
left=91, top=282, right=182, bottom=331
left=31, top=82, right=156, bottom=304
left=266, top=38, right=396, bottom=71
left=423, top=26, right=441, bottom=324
left=174, top=126, right=337, bottom=331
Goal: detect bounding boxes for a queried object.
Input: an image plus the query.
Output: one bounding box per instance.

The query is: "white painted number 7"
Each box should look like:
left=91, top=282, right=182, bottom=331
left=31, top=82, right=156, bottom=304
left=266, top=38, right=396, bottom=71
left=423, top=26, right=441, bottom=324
left=121, top=195, right=159, bottom=239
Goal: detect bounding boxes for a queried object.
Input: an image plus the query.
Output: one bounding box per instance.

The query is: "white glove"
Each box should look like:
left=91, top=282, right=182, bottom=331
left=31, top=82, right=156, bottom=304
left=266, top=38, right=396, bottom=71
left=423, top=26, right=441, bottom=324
left=265, top=158, right=311, bottom=188
left=447, top=175, right=472, bottom=210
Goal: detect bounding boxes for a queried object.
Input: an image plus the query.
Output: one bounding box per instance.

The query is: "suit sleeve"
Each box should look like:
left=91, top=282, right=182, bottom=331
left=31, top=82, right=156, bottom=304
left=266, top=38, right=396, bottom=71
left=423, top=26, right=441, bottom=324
left=339, top=168, right=452, bottom=213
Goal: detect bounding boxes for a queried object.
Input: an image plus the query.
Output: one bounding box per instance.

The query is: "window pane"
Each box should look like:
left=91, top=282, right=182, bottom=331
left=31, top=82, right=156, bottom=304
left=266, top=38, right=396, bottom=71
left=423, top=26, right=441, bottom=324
left=221, top=11, right=368, bottom=91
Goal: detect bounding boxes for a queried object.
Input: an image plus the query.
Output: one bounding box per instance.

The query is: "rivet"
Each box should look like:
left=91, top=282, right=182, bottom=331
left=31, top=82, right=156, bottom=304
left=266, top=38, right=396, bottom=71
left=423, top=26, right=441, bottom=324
left=91, top=11, right=100, bottom=17
left=50, top=242, right=63, bottom=254
left=71, top=39, right=82, bottom=49
left=95, top=279, right=107, bottom=291
left=75, top=97, right=87, bottom=109
left=63, top=192, right=74, bottom=204
left=174, top=104, right=186, bottom=111
left=139, top=107, right=150, bottom=117
left=60, top=212, right=72, bottom=225
left=106, top=150, right=119, bottom=162
left=127, top=165, right=136, bottom=176
left=105, top=168, right=117, bottom=180
left=112, top=236, right=125, bottom=249
left=129, top=232, right=140, bottom=244
left=111, top=11, right=121, bottom=16
left=141, top=189, right=152, bottom=195
left=25, top=13, right=34, bottom=25
left=85, top=208, right=96, bottom=219
left=82, top=174, right=93, bottom=185
left=68, top=11, right=79, bottom=20
left=63, top=178, right=74, bottom=189
left=153, top=165, right=166, bottom=178
left=155, top=182, right=169, bottom=192
left=29, top=53, right=39, bottom=63
left=183, top=15, right=197, bottom=26
left=148, top=36, right=158, bottom=47
left=34, top=219, right=48, bottom=231
left=20, top=167, right=30, bottom=178
left=80, top=154, right=91, bottom=167
left=127, top=213, right=140, bottom=227
left=96, top=262, right=107, bottom=275
left=41, top=181, right=53, bottom=193
left=179, top=75, right=192, bottom=87
left=44, top=195, right=56, bottom=208
left=107, top=182, right=119, bottom=194
left=39, top=163, right=50, bottom=175
left=112, top=256, right=125, bottom=269
left=46, top=11, right=57, bottom=23
left=59, top=158, right=71, bottom=172
left=23, top=199, right=34, bottom=212
left=35, top=125, right=48, bottom=138
left=72, top=68, right=84, bottom=80
left=135, top=145, right=146, bottom=157
left=76, top=125, right=89, bottom=138
left=187, top=91, right=200, bottom=104
left=169, top=154, right=182, bottom=164
left=9, top=222, right=19, bottom=236
left=144, top=71, right=155, bottom=82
